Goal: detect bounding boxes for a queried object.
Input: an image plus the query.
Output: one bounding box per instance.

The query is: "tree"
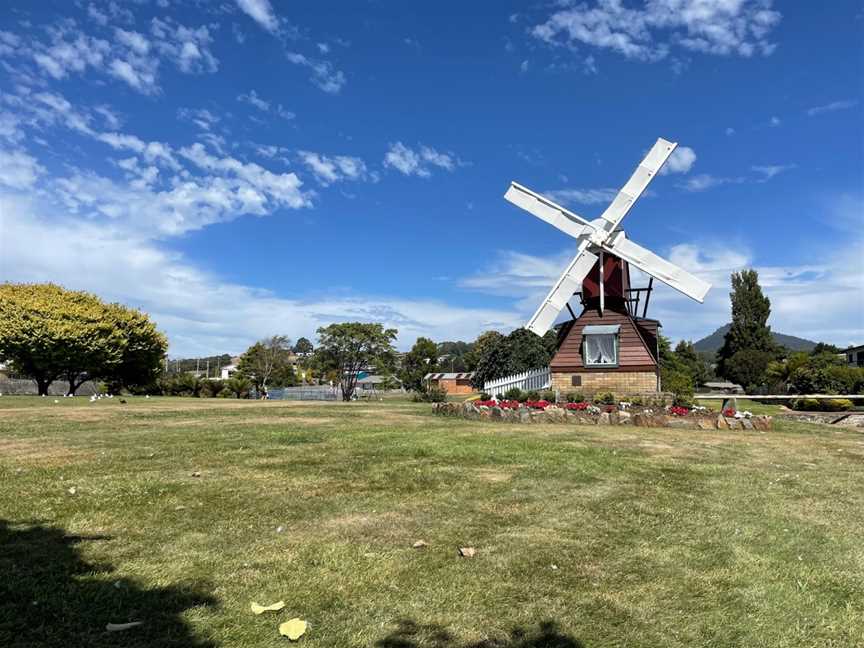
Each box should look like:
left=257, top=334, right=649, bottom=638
left=293, top=337, right=314, bottom=355
left=101, top=302, right=169, bottom=393
left=399, top=337, right=439, bottom=392
left=238, top=335, right=294, bottom=395
left=673, top=340, right=711, bottom=387
left=314, top=322, right=397, bottom=401
left=470, top=331, right=506, bottom=388
left=437, top=340, right=473, bottom=372
left=0, top=283, right=166, bottom=395
left=716, top=270, right=776, bottom=389
left=811, top=342, right=841, bottom=356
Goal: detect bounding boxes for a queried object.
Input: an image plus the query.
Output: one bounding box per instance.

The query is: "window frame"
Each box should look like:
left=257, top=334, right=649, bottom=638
left=582, top=332, right=620, bottom=368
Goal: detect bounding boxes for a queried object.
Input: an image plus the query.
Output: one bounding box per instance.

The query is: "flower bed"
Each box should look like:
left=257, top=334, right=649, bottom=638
left=435, top=400, right=772, bottom=431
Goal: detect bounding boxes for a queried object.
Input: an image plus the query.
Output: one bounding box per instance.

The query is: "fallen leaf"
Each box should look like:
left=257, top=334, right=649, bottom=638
left=106, top=621, right=142, bottom=632
left=67, top=487, right=77, bottom=495
left=458, top=547, right=476, bottom=558
left=412, top=540, right=428, bottom=549
left=251, top=600, right=285, bottom=615
left=191, top=471, right=201, bottom=477
left=279, top=618, right=307, bottom=640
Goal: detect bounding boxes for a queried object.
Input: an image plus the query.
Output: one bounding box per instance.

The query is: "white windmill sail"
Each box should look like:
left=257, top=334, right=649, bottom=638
left=528, top=242, right=598, bottom=336
left=505, top=137, right=711, bottom=336
left=605, top=232, right=710, bottom=303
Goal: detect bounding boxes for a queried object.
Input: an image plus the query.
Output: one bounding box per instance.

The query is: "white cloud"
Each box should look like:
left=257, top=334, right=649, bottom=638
left=659, top=145, right=696, bottom=175
left=543, top=187, right=619, bottom=206
left=769, top=115, right=781, bottom=127
left=725, top=127, right=735, bottom=136
left=531, top=0, right=781, bottom=61
left=0, top=193, right=522, bottom=356
left=285, top=52, right=346, bottom=94
left=0, top=148, right=44, bottom=189
left=751, top=163, right=796, bottom=181
left=383, top=142, right=464, bottom=177
left=237, top=90, right=294, bottom=120
left=0, top=18, right=218, bottom=95
left=678, top=173, right=744, bottom=192
left=298, top=151, right=372, bottom=186
left=235, top=0, right=280, bottom=34
left=806, top=99, right=858, bottom=117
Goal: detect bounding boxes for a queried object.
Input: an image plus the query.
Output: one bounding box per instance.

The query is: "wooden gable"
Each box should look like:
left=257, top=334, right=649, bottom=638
left=551, top=307, right=658, bottom=373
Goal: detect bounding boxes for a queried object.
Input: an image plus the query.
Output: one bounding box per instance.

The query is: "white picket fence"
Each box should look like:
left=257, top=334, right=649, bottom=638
left=483, top=367, right=551, bottom=396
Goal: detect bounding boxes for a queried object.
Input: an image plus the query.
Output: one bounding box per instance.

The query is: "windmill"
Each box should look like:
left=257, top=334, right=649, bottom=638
left=502, top=137, right=711, bottom=396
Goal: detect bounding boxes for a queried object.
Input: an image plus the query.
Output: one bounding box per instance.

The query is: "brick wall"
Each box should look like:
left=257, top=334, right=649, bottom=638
left=551, top=371, right=658, bottom=396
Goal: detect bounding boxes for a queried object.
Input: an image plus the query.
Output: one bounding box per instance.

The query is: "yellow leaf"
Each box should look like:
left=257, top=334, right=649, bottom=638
left=250, top=600, right=285, bottom=614
left=279, top=618, right=307, bottom=640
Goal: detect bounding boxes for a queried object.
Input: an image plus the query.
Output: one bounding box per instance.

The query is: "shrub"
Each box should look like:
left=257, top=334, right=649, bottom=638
left=661, top=369, right=694, bottom=407
left=564, top=392, right=584, bottom=403
left=789, top=398, right=822, bottom=412
left=495, top=393, right=504, bottom=401
left=504, top=387, right=523, bottom=401
left=199, top=379, right=224, bottom=398
left=593, top=392, right=616, bottom=405
left=523, top=390, right=540, bottom=402
left=479, top=392, right=491, bottom=401
left=541, top=390, right=556, bottom=403
left=824, top=398, right=854, bottom=412
left=629, top=396, right=643, bottom=406
left=223, top=376, right=252, bottom=399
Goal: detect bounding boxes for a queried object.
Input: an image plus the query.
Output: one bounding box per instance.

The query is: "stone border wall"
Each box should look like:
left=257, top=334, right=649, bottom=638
left=433, top=402, right=773, bottom=431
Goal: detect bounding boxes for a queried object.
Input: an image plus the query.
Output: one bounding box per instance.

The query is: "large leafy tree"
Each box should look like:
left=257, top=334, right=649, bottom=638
left=0, top=283, right=166, bottom=395
left=293, top=337, right=314, bottom=355
left=470, top=328, right=557, bottom=389
left=314, top=322, right=397, bottom=401
left=673, top=340, right=711, bottom=387
left=716, top=270, right=777, bottom=389
left=399, top=337, right=439, bottom=392
left=238, top=335, right=295, bottom=395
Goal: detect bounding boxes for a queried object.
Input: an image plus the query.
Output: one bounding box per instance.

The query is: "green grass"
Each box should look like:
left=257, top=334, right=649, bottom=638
left=1, top=396, right=862, bottom=647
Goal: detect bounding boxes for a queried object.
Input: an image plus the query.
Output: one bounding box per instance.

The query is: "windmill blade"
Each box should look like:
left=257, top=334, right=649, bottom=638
left=505, top=182, right=594, bottom=241
left=598, top=138, right=677, bottom=231
left=605, top=233, right=710, bottom=303
left=526, top=244, right=599, bottom=336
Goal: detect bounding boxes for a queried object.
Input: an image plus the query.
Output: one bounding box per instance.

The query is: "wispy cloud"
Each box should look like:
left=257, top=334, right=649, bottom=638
left=531, top=0, right=781, bottom=62
left=297, top=151, right=374, bottom=186
left=235, top=0, right=280, bottom=34
left=383, top=142, right=466, bottom=178
left=286, top=52, right=346, bottom=94
left=237, top=89, right=295, bottom=120
left=806, top=99, right=859, bottom=117
left=751, top=163, right=796, bottom=182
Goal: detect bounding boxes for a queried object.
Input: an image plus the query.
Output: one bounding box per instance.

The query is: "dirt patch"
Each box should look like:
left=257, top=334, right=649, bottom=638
left=0, top=437, right=93, bottom=467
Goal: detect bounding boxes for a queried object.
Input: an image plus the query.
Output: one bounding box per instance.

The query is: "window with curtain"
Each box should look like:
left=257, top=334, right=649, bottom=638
left=584, top=333, right=618, bottom=366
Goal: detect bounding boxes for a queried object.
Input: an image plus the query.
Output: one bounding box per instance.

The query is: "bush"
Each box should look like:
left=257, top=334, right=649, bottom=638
left=479, top=392, right=491, bottom=401
left=564, top=392, right=584, bottom=403
left=495, top=393, right=504, bottom=401
left=524, top=390, right=540, bottom=402
left=223, top=376, right=252, bottom=399
left=504, top=387, right=523, bottom=401
left=661, top=368, right=694, bottom=407
left=790, top=398, right=853, bottom=412
left=199, top=379, right=224, bottom=398
left=593, top=392, right=616, bottom=405
left=541, top=390, right=556, bottom=403
left=824, top=398, right=854, bottom=411
left=629, top=396, right=643, bottom=406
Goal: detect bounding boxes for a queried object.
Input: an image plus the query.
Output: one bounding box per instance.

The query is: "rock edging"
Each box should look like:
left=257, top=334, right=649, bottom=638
left=433, top=402, right=773, bottom=431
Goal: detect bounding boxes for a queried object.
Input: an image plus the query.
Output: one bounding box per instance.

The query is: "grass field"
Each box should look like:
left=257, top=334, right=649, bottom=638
left=1, top=397, right=862, bottom=647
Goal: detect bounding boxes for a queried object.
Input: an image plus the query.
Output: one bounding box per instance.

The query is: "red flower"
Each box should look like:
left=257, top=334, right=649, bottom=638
left=565, top=402, right=590, bottom=410
left=670, top=406, right=689, bottom=416
left=723, top=407, right=736, bottom=417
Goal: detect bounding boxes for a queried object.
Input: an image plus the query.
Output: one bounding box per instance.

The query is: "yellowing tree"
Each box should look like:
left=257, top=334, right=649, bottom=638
left=0, top=283, right=167, bottom=395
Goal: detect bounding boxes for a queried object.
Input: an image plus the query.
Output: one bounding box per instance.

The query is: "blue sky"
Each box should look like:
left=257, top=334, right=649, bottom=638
left=0, top=0, right=861, bottom=356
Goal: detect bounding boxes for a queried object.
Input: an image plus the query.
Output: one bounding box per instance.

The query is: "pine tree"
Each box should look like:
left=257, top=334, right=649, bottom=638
left=716, top=269, right=776, bottom=389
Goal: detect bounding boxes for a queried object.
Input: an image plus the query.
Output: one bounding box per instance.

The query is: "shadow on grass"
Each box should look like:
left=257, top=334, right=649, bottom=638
left=376, top=619, right=584, bottom=648
left=0, top=519, right=217, bottom=647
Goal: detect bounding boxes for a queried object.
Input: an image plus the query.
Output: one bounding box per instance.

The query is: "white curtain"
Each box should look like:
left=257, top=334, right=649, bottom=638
left=585, top=334, right=617, bottom=365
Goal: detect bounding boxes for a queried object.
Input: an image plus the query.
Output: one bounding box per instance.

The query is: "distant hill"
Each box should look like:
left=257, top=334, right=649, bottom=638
left=693, top=324, right=818, bottom=353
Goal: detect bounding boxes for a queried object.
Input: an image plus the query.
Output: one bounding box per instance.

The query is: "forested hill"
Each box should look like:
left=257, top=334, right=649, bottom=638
left=693, top=324, right=818, bottom=353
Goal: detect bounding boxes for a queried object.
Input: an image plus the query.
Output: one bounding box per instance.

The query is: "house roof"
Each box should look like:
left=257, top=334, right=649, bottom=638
left=424, top=372, right=474, bottom=380
left=846, top=344, right=864, bottom=353
left=356, top=374, right=400, bottom=384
